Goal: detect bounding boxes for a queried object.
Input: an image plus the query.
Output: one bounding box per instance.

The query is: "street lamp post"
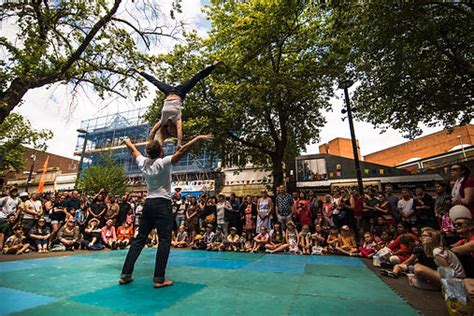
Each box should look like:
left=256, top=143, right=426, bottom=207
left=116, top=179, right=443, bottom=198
left=25, top=154, right=36, bottom=193
left=339, top=79, right=364, bottom=195
left=75, top=129, right=89, bottom=188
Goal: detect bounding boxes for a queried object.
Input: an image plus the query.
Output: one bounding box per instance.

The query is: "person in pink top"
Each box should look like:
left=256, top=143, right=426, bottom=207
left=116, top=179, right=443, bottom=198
left=102, top=219, right=117, bottom=249
left=321, top=194, right=335, bottom=225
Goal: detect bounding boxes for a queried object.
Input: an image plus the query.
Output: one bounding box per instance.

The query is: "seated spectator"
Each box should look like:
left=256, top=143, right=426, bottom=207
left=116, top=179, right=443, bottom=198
left=311, top=224, right=326, bottom=255
left=101, top=219, right=117, bottom=249
left=225, top=227, right=240, bottom=252
left=373, top=216, right=389, bottom=239
left=81, top=218, right=104, bottom=250
left=57, top=218, right=80, bottom=251
left=376, top=230, right=392, bottom=250
left=326, top=227, right=340, bottom=254
left=210, top=226, right=225, bottom=251
left=3, top=226, right=29, bottom=255
left=192, top=227, right=207, bottom=250
left=172, top=225, right=188, bottom=248
left=388, top=234, right=417, bottom=265
left=299, top=224, right=311, bottom=255
left=449, top=205, right=474, bottom=278
left=252, top=226, right=269, bottom=253
left=28, top=218, right=50, bottom=253
left=286, top=221, right=300, bottom=254
left=336, top=225, right=359, bottom=256
left=0, top=214, right=20, bottom=252
left=116, top=220, right=134, bottom=249
left=239, top=231, right=254, bottom=253
left=202, top=224, right=215, bottom=250
left=265, top=223, right=287, bottom=254
left=359, top=232, right=376, bottom=258
left=146, top=229, right=158, bottom=248
left=411, top=229, right=465, bottom=290
left=314, top=212, right=332, bottom=233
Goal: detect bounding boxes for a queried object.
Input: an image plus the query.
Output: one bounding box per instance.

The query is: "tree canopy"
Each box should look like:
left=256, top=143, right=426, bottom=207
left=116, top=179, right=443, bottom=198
left=78, top=153, right=127, bottom=196
left=329, top=2, right=473, bottom=137
left=144, top=1, right=337, bottom=190
left=0, top=0, right=180, bottom=123
left=0, top=113, right=52, bottom=171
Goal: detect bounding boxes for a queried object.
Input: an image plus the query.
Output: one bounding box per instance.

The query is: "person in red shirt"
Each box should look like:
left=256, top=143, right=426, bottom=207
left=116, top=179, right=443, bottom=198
left=450, top=205, right=474, bottom=277
left=388, top=232, right=419, bottom=264
left=117, top=221, right=134, bottom=249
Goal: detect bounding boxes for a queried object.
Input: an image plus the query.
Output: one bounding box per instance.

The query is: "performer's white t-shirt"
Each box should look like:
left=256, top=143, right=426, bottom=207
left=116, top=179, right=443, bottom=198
left=136, top=155, right=172, bottom=200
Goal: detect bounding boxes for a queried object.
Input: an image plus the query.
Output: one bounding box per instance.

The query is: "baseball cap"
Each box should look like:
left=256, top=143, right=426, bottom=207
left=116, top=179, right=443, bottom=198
left=19, top=192, right=29, bottom=198
left=449, top=205, right=472, bottom=221
left=341, top=225, right=350, bottom=230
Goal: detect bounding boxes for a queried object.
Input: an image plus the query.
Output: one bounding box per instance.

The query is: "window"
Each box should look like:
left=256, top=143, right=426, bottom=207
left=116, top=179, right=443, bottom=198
left=296, top=158, right=328, bottom=181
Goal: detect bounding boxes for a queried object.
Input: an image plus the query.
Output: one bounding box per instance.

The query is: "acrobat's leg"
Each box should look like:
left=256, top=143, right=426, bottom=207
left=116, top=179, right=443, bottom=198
left=176, top=118, right=183, bottom=149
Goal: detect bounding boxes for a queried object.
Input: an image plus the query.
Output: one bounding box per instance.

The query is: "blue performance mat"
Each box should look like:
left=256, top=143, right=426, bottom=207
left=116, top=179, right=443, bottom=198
left=0, top=249, right=418, bottom=315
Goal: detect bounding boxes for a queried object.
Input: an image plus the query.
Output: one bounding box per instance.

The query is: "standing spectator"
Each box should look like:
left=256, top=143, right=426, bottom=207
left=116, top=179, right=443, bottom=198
left=23, top=192, right=43, bottom=234
left=275, top=185, right=294, bottom=230
left=216, top=194, right=232, bottom=235
left=101, top=219, right=118, bottom=249
left=434, top=182, right=451, bottom=220
left=201, top=196, right=217, bottom=227
left=296, top=201, right=313, bottom=229
left=308, top=190, right=320, bottom=222
left=257, top=190, right=273, bottom=234
left=450, top=163, right=474, bottom=218
left=50, top=194, right=68, bottom=244
left=29, top=218, right=50, bottom=252
left=362, top=189, right=379, bottom=232
left=0, top=187, right=20, bottom=225
left=57, top=218, right=80, bottom=251
left=67, top=191, right=81, bottom=219
left=351, top=190, right=364, bottom=231
left=175, top=197, right=187, bottom=229
left=117, top=195, right=131, bottom=229
left=88, top=191, right=107, bottom=226
left=43, top=194, right=55, bottom=224
left=134, top=197, right=144, bottom=227
left=241, top=195, right=257, bottom=233
left=227, top=193, right=242, bottom=234
left=414, top=185, right=436, bottom=228
left=385, top=184, right=400, bottom=223
left=105, top=195, right=120, bottom=225
left=398, top=189, right=416, bottom=225
left=375, top=193, right=393, bottom=224
left=321, top=194, right=334, bottom=226
left=185, top=196, right=199, bottom=244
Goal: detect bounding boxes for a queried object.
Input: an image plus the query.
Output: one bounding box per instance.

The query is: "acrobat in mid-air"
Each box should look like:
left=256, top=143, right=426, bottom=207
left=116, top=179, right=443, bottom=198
left=132, top=60, right=223, bottom=149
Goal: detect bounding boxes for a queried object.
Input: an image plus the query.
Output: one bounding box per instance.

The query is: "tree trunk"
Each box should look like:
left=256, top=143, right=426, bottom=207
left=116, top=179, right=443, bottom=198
left=0, top=78, right=30, bottom=124
left=271, top=156, right=284, bottom=196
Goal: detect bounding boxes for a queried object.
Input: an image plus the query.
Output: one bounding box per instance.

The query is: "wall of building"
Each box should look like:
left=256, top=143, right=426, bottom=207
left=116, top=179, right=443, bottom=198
left=364, top=125, right=474, bottom=166
left=318, top=138, right=361, bottom=160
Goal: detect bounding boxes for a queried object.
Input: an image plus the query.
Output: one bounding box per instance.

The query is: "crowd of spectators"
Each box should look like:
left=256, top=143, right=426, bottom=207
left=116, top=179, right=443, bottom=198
left=0, top=163, right=473, bottom=295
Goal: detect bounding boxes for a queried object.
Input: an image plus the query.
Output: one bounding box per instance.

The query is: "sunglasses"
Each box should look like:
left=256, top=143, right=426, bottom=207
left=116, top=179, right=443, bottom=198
left=453, top=222, right=466, bottom=228
left=451, top=168, right=460, bottom=171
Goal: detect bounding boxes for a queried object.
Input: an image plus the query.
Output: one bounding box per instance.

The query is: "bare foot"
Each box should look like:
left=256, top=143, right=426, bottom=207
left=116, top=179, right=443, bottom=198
left=154, top=279, right=173, bottom=288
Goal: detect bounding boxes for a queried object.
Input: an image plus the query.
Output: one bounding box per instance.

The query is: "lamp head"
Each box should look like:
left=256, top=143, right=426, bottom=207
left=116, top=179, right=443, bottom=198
left=338, top=79, right=354, bottom=90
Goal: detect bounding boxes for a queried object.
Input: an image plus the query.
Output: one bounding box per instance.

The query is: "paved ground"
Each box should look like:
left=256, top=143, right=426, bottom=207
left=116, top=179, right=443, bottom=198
left=0, top=250, right=447, bottom=315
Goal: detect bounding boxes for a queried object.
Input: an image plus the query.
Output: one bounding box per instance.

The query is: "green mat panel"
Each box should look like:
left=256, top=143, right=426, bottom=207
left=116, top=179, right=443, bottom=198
left=11, top=300, right=132, bottom=316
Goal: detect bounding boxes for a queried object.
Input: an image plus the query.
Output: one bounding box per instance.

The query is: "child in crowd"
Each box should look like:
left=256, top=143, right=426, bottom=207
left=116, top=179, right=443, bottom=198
left=336, top=225, right=359, bottom=256
left=299, top=224, right=311, bottom=255
left=147, top=229, right=158, bottom=248
left=3, top=226, right=30, bottom=255
left=28, top=218, right=50, bottom=253
left=192, top=227, right=206, bottom=250
left=314, top=212, right=331, bottom=234
left=101, top=219, right=117, bottom=249
left=286, top=221, right=300, bottom=255
left=225, top=227, right=240, bottom=252
left=172, top=225, right=188, bottom=248
left=116, top=221, right=134, bottom=249
left=326, top=227, right=340, bottom=254
left=252, top=226, right=269, bottom=253
left=376, top=230, right=392, bottom=250
left=209, top=226, right=225, bottom=251
left=265, top=222, right=287, bottom=254
left=203, top=224, right=215, bottom=250
left=239, top=231, right=254, bottom=253
left=359, top=232, right=377, bottom=258
left=388, top=234, right=417, bottom=265
left=373, top=216, right=388, bottom=238
left=311, top=224, right=325, bottom=255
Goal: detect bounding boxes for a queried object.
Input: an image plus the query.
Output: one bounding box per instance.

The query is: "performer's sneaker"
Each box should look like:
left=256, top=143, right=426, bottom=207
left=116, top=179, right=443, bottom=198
left=153, top=279, right=173, bottom=288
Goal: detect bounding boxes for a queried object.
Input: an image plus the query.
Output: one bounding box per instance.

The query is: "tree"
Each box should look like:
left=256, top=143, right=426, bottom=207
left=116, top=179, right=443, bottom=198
left=0, top=0, right=181, bottom=123
left=0, top=113, right=52, bottom=171
left=329, top=2, right=473, bottom=138
left=78, top=153, right=127, bottom=196
left=144, top=1, right=337, bottom=192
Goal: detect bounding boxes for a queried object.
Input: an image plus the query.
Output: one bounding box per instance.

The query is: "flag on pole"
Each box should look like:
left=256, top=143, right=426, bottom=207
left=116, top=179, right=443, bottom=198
left=37, top=156, right=49, bottom=193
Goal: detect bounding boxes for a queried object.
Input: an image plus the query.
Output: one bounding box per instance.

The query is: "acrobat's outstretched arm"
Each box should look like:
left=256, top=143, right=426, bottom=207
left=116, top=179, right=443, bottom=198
left=148, top=121, right=161, bottom=142
left=180, top=60, right=223, bottom=96
left=132, top=68, right=174, bottom=96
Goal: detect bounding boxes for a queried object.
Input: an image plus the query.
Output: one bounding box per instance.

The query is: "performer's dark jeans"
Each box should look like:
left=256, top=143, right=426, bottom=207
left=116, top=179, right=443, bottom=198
left=121, top=198, right=173, bottom=283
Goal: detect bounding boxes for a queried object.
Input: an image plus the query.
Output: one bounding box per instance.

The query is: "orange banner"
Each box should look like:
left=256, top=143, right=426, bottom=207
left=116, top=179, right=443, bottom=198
left=37, top=156, right=49, bottom=193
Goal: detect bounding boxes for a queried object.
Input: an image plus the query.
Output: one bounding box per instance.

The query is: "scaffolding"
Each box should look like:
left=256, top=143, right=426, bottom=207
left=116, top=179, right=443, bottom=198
left=75, top=108, right=219, bottom=181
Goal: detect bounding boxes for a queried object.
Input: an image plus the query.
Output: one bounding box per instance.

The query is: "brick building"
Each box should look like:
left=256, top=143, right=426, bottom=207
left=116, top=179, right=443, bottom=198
left=364, top=125, right=474, bottom=167
left=1, top=147, right=79, bottom=192
left=318, top=138, right=361, bottom=160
